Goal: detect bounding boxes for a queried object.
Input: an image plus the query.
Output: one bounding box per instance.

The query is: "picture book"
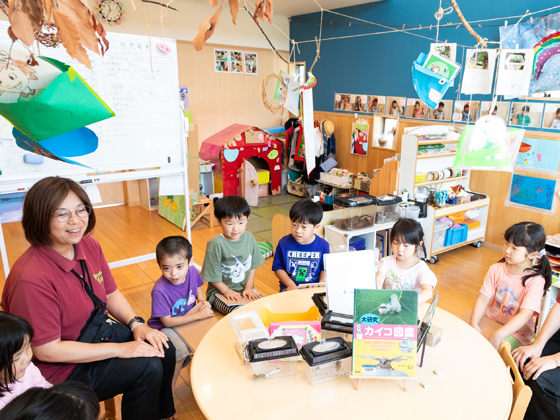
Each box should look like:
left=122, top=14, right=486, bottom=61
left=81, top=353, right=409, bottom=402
left=215, top=290, right=263, bottom=307
left=351, top=289, right=418, bottom=378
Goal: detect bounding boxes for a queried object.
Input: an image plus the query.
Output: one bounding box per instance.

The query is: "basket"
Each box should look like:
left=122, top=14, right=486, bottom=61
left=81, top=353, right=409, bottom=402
left=288, top=180, right=306, bottom=197
left=354, top=178, right=371, bottom=192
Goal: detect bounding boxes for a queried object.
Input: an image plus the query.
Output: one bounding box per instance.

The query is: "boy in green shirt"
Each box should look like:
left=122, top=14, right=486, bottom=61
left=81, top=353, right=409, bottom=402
left=201, top=195, right=265, bottom=314
left=516, top=105, right=531, bottom=127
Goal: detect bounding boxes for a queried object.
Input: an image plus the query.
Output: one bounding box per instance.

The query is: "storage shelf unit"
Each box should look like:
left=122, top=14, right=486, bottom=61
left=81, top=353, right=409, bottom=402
left=415, top=176, right=469, bottom=187
left=417, top=152, right=457, bottom=159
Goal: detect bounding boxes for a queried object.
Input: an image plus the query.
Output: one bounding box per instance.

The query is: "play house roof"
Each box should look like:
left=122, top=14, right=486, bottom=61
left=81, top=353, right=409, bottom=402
left=199, top=124, right=281, bottom=172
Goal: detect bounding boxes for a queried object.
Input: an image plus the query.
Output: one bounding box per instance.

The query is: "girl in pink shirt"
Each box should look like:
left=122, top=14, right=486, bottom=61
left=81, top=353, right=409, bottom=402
left=470, top=222, right=552, bottom=350
left=0, top=312, right=51, bottom=409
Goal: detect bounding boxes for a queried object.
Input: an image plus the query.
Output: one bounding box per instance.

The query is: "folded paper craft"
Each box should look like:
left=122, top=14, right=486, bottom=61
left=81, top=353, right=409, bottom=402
left=412, top=52, right=460, bottom=109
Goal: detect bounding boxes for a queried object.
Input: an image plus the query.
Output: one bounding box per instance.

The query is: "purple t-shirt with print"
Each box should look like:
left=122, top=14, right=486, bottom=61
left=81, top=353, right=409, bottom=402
left=147, top=266, right=204, bottom=330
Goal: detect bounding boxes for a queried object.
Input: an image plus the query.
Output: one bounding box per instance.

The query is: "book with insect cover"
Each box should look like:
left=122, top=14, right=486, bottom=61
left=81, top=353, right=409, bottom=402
left=351, top=289, right=418, bottom=378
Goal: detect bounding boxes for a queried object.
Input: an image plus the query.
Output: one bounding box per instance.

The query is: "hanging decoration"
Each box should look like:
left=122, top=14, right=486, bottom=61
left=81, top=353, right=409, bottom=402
left=260, top=73, right=287, bottom=115
left=412, top=52, right=461, bottom=109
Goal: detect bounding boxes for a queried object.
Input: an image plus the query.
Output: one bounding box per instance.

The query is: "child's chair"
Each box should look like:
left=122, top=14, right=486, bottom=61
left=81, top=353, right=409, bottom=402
left=101, top=398, right=117, bottom=420
left=498, top=341, right=532, bottom=420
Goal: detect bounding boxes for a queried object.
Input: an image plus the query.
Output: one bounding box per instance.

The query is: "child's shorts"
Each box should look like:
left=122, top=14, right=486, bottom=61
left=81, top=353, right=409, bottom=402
left=161, top=327, right=193, bottom=368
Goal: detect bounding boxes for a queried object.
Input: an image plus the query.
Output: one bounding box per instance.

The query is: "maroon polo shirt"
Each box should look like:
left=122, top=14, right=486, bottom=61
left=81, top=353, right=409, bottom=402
left=2, top=235, right=118, bottom=383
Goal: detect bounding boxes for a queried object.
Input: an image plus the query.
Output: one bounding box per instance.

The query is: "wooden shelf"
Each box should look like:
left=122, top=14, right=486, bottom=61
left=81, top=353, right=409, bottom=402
left=433, top=197, right=490, bottom=218
left=415, top=175, right=468, bottom=187
left=431, top=237, right=485, bottom=256
left=418, top=139, right=460, bottom=145
left=417, top=152, right=456, bottom=159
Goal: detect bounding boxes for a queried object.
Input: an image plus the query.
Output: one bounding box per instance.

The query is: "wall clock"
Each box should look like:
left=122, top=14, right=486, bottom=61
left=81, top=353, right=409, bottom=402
left=97, top=0, right=125, bottom=25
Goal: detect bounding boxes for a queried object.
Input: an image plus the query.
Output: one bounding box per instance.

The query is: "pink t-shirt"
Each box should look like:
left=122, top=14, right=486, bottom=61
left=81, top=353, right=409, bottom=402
left=480, top=262, right=545, bottom=346
left=0, top=362, right=51, bottom=409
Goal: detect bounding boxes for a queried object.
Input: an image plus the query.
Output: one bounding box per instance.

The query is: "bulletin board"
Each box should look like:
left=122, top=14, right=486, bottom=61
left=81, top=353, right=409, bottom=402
left=0, top=22, right=184, bottom=186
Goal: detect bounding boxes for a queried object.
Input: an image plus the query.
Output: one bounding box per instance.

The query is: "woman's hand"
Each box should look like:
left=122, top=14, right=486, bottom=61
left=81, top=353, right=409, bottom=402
left=117, top=340, right=164, bottom=359
left=512, top=344, right=544, bottom=371
left=519, top=354, right=559, bottom=381
left=132, top=324, right=168, bottom=355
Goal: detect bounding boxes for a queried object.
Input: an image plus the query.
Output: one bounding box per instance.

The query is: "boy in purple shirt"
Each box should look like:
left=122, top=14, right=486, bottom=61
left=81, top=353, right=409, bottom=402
left=148, top=236, right=214, bottom=391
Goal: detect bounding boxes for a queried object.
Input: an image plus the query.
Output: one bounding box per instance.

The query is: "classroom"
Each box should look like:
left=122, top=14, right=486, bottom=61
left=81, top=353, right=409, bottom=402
left=0, top=0, right=560, bottom=419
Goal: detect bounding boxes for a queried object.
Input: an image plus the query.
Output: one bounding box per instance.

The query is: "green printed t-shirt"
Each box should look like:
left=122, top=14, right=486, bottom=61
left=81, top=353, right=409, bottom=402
left=201, top=232, right=265, bottom=304
left=517, top=114, right=531, bottom=126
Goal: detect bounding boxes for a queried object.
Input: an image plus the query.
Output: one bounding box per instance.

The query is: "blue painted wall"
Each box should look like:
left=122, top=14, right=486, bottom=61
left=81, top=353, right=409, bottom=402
left=289, top=0, right=560, bottom=124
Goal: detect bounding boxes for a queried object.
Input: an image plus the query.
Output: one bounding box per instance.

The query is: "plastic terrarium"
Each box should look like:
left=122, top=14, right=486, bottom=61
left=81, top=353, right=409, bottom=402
left=374, top=194, right=403, bottom=224
left=247, top=337, right=299, bottom=380
left=300, top=338, right=352, bottom=385
left=333, top=195, right=378, bottom=230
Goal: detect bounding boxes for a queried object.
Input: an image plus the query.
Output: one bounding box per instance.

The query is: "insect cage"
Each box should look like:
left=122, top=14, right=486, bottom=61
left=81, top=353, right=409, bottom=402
left=300, top=338, right=352, bottom=385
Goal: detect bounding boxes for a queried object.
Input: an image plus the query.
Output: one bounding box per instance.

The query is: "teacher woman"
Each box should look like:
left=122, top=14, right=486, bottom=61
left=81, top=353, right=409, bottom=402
left=2, top=177, right=176, bottom=420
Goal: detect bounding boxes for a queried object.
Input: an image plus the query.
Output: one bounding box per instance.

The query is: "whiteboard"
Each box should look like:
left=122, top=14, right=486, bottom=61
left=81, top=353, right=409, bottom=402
left=0, top=22, right=183, bottom=184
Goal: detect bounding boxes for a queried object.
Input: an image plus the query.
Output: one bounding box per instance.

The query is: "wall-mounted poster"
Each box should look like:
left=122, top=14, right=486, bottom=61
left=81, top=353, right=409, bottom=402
left=229, top=50, right=243, bottom=74
left=509, top=102, right=544, bottom=128
left=350, top=95, right=367, bottom=112
left=244, top=52, right=258, bottom=75
left=505, top=173, right=557, bottom=213
left=386, top=96, right=405, bottom=117
left=453, top=101, right=480, bottom=123
left=543, top=104, right=560, bottom=129
left=351, top=121, right=369, bottom=156
left=406, top=99, right=427, bottom=119
left=334, top=93, right=351, bottom=111
left=366, top=95, right=385, bottom=114
left=461, top=49, right=497, bottom=95
left=428, top=100, right=453, bottom=121
left=515, top=137, right=560, bottom=175
left=215, top=49, right=229, bottom=73
left=480, top=101, right=510, bottom=123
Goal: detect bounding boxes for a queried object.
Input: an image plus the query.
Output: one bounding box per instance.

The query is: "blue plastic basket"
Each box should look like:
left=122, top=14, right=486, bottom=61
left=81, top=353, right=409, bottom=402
left=444, top=224, right=468, bottom=247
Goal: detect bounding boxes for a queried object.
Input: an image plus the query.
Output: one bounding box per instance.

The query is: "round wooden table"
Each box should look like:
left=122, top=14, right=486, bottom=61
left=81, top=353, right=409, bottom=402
left=191, top=288, right=512, bottom=420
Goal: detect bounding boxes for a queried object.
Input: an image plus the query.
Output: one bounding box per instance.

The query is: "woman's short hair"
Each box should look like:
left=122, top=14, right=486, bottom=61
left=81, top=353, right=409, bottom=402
left=22, top=177, right=96, bottom=248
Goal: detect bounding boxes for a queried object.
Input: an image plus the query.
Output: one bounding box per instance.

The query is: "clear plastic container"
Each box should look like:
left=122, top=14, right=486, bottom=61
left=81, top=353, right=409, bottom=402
left=374, top=194, right=403, bottom=224
left=321, top=329, right=352, bottom=342
left=230, top=311, right=268, bottom=343
left=250, top=357, right=298, bottom=380
left=432, top=219, right=449, bottom=251
left=247, top=337, right=299, bottom=381
left=406, top=205, right=420, bottom=220
left=303, top=358, right=350, bottom=385
left=333, top=195, right=377, bottom=231
left=300, top=338, right=352, bottom=385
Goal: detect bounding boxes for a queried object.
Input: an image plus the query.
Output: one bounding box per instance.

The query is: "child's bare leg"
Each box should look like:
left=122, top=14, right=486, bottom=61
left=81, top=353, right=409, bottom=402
left=173, top=358, right=186, bottom=390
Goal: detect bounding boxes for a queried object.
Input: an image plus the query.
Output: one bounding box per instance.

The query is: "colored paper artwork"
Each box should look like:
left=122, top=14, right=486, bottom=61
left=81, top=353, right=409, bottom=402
left=500, top=12, right=560, bottom=95
left=352, top=289, right=418, bottom=378
left=351, top=123, right=369, bottom=156
left=268, top=321, right=321, bottom=352
left=0, top=192, right=25, bottom=223
left=515, top=138, right=560, bottom=175
left=507, top=174, right=557, bottom=212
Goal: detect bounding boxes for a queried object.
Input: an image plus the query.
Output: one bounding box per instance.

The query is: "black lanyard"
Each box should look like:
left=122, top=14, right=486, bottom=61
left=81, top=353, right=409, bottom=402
left=71, top=260, right=106, bottom=311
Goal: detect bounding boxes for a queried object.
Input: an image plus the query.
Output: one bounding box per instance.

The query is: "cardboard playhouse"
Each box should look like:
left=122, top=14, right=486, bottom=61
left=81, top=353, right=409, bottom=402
left=199, top=124, right=283, bottom=198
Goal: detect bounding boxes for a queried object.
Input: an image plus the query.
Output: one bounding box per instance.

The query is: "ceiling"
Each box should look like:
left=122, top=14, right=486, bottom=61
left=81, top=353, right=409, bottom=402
left=182, top=0, right=383, bottom=17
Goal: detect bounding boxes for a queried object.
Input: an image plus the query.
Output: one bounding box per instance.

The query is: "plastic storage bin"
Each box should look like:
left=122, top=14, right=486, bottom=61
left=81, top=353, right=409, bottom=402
left=300, top=338, right=352, bottom=385
left=444, top=224, right=468, bottom=247
left=230, top=311, right=268, bottom=343
left=333, top=195, right=377, bottom=230
left=375, top=194, right=403, bottom=224
left=406, top=205, right=421, bottom=220
left=247, top=337, right=299, bottom=380
left=432, top=219, right=448, bottom=251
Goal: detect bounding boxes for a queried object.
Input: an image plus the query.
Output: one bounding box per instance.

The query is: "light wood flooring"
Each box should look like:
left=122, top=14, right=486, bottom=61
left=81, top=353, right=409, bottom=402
left=0, top=202, right=502, bottom=419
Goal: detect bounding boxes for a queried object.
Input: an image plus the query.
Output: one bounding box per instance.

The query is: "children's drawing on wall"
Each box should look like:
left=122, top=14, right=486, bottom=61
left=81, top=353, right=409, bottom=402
left=428, top=100, right=452, bottom=121
left=543, top=104, right=560, bottom=129
left=496, top=49, right=534, bottom=97
left=334, top=93, right=351, bottom=111
left=509, top=103, right=543, bottom=128
left=461, top=49, right=497, bottom=95
left=386, top=96, right=405, bottom=117
left=480, top=101, right=510, bottom=123
left=506, top=173, right=557, bottom=213
left=406, top=99, right=427, bottom=119
left=229, top=50, right=243, bottom=74
left=351, top=121, right=369, bottom=156
left=367, top=95, right=385, bottom=114
left=350, top=94, right=367, bottom=112
left=515, top=137, right=560, bottom=175
left=244, top=52, right=258, bottom=75
left=453, top=101, right=479, bottom=123
left=215, top=49, right=229, bottom=73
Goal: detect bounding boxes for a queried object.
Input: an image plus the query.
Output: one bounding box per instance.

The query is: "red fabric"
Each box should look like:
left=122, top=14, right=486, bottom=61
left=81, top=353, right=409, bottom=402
left=355, top=132, right=367, bottom=154
left=1, top=236, right=118, bottom=383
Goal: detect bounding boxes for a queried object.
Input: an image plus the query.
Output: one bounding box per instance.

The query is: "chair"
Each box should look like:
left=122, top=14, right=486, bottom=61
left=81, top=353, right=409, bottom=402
left=498, top=341, right=532, bottom=420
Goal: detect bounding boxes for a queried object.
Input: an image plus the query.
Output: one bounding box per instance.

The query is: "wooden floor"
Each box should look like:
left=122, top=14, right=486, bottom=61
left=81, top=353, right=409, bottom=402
left=0, top=203, right=502, bottom=419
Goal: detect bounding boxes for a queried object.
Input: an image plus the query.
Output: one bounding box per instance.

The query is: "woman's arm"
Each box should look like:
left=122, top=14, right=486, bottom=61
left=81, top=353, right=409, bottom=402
left=487, top=308, right=533, bottom=349
left=470, top=293, right=491, bottom=334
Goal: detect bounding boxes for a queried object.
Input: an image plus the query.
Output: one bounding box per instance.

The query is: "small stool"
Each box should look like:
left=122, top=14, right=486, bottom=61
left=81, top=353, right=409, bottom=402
left=189, top=197, right=217, bottom=229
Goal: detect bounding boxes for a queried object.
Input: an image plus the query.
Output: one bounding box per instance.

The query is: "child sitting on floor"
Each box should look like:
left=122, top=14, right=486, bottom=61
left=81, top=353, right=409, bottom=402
left=0, top=312, right=51, bottom=410
left=147, top=236, right=214, bottom=391
left=470, top=222, right=551, bottom=350
left=272, top=199, right=330, bottom=292
left=201, top=196, right=265, bottom=314
left=376, top=218, right=437, bottom=304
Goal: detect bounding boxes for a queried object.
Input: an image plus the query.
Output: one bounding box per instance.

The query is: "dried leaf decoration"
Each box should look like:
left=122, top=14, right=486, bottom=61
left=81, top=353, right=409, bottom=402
left=253, top=0, right=264, bottom=23
left=208, top=0, right=218, bottom=6
left=0, top=0, right=109, bottom=69
left=193, top=2, right=222, bottom=51
left=264, top=0, right=273, bottom=24
left=228, top=0, right=239, bottom=24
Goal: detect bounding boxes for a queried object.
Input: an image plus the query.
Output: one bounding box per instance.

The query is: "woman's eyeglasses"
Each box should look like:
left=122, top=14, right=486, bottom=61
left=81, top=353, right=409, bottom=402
left=53, top=205, right=91, bottom=223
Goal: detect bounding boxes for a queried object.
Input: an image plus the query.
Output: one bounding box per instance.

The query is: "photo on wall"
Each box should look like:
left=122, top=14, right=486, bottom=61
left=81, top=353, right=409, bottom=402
left=430, top=42, right=457, bottom=62
left=406, top=99, right=428, bottom=119
left=386, top=96, right=406, bottom=117
left=215, top=49, right=229, bottom=73
left=229, top=50, right=243, bottom=74
left=543, top=103, right=560, bottom=129
left=334, top=93, right=351, bottom=111
left=351, top=121, right=369, bottom=156
left=428, top=100, right=453, bottom=121
left=480, top=101, right=510, bottom=124
left=453, top=101, right=480, bottom=123
left=366, top=95, right=385, bottom=114
left=350, top=95, right=367, bottom=112
left=509, top=102, right=544, bottom=128
left=244, top=52, right=258, bottom=75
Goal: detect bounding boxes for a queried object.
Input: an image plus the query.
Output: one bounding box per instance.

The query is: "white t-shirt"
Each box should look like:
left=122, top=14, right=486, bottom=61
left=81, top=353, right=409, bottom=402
left=378, top=255, right=437, bottom=291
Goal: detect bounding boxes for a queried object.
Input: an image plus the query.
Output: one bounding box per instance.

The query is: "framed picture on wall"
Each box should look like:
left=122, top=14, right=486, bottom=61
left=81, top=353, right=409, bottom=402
left=215, top=49, right=229, bottom=73
left=543, top=104, right=560, bottom=129
left=229, top=50, right=243, bottom=74
left=386, top=96, right=406, bottom=117
left=351, top=120, right=369, bottom=156
left=406, top=99, right=428, bottom=119
left=334, top=93, right=351, bottom=111
left=366, top=95, right=385, bottom=114
left=244, top=52, right=258, bottom=75
left=509, top=102, right=544, bottom=128
left=480, top=101, right=510, bottom=124
left=453, top=101, right=480, bottom=123
left=428, top=100, right=453, bottom=121
left=350, top=94, right=367, bottom=112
